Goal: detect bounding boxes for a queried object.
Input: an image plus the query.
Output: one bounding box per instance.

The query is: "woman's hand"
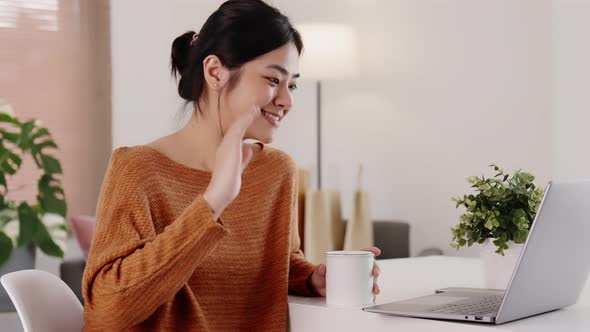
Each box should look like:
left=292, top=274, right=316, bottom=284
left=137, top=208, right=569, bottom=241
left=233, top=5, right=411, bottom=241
left=309, top=247, right=382, bottom=297
left=203, top=107, right=259, bottom=219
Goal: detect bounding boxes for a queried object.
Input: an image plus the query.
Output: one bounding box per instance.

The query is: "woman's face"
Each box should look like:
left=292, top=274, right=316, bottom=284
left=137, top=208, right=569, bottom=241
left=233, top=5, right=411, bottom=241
left=221, top=42, right=300, bottom=143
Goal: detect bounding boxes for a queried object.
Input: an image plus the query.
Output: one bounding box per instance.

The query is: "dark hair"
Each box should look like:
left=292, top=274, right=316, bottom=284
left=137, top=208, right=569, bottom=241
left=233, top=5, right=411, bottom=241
left=170, top=0, right=303, bottom=113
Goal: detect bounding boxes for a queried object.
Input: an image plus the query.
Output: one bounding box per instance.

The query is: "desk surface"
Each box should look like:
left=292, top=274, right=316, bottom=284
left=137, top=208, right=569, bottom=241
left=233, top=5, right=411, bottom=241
left=288, top=256, right=590, bottom=332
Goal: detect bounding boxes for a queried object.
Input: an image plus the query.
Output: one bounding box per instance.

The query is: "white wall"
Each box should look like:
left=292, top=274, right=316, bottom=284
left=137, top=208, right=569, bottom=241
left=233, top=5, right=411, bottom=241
left=553, top=0, right=590, bottom=180
left=111, top=1, right=223, bottom=147
left=111, top=0, right=555, bottom=257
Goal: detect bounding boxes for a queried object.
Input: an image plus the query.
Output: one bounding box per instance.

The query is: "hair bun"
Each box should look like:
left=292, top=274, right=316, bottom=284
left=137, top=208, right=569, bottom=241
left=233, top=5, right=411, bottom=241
left=170, top=31, right=195, bottom=79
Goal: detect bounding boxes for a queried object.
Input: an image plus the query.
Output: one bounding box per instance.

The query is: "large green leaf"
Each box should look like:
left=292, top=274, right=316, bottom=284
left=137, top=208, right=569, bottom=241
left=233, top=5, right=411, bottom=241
left=5, top=149, right=22, bottom=170
left=1, top=131, right=20, bottom=144
left=0, top=114, right=20, bottom=126
left=18, top=120, right=36, bottom=150
left=32, top=221, right=64, bottom=258
left=0, top=232, right=13, bottom=267
left=1, top=160, right=17, bottom=175
left=0, top=172, right=6, bottom=190
left=38, top=174, right=67, bottom=216
left=41, top=155, right=62, bottom=174
left=30, top=149, right=43, bottom=168
left=39, top=194, right=67, bottom=217
left=30, top=127, right=50, bottom=142
left=17, top=202, right=38, bottom=247
left=34, top=140, right=58, bottom=151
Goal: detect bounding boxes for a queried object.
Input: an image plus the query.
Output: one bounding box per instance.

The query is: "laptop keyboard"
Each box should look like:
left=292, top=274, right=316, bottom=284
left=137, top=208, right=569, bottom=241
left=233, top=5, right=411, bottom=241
left=426, top=295, right=503, bottom=316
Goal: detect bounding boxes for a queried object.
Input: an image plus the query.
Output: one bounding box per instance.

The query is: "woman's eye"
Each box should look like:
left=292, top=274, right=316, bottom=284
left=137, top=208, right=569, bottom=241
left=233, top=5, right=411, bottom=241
left=266, top=77, right=297, bottom=91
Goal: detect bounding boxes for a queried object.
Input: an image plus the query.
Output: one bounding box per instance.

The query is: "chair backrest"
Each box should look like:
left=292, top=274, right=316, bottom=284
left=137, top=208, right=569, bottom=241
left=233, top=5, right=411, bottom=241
left=70, top=215, right=96, bottom=258
left=373, top=220, right=410, bottom=259
left=1, top=269, right=84, bottom=332
left=342, top=220, right=411, bottom=259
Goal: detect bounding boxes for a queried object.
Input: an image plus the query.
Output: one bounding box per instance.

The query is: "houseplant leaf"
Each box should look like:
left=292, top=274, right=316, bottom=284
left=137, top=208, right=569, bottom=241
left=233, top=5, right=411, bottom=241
left=33, top=220, right=64, bottom=257
left=16, top=202, right=38, bottom=247
left=0, top=232, right=13, bottom=267
left=38, top=174, right=67, bottom=216
left=41, top=155, right=63, bottom=174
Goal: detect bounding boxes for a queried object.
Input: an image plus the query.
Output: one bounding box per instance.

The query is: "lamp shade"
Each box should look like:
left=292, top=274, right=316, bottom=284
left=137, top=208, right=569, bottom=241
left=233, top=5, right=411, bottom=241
left=296, top=24, right=358, bottom=80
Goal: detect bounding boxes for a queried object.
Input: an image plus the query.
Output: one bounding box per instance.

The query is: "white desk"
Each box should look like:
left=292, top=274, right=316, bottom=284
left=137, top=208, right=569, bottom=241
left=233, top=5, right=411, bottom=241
left=288, top=256, right=590, bottom=332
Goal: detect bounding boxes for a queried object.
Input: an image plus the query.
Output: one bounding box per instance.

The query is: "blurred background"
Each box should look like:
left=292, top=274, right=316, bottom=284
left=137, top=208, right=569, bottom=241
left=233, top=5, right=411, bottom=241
left=1, top=0, right=589, bottom=265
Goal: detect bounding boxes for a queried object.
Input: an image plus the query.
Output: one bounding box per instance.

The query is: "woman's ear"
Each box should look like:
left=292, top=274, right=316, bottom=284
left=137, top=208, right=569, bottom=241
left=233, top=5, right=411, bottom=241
left=203, top=55, right=230, bottom=91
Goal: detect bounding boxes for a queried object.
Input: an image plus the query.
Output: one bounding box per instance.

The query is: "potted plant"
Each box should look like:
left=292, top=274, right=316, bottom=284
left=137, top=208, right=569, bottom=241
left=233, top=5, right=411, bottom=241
left=0, top=98, right=68, bottom=311
left=450, top=164, right=544, bottom=289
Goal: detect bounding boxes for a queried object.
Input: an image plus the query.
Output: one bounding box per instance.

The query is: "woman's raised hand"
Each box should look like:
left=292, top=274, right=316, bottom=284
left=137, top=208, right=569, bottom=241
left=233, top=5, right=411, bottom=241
left=203, top=107, right=259, bottom=219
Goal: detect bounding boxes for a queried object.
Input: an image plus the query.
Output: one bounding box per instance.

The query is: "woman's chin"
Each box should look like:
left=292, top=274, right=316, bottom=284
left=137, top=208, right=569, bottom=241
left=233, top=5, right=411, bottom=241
left=253, top=132, right=275, bottom=144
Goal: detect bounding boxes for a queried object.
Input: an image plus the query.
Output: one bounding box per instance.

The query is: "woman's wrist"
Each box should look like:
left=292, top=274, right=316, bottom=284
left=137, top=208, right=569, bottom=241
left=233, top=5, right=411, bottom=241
left=203, top=191, right=225, bottom=220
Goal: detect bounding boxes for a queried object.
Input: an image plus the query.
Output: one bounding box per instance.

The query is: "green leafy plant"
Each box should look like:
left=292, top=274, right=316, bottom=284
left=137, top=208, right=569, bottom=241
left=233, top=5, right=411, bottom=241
left=0, top=98, right=68, bottom=267
left=450, top=164, right=544, bottom=256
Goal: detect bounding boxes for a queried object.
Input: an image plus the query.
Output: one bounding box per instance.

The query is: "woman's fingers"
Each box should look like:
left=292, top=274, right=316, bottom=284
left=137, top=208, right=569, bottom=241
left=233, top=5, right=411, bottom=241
left=227, top=106, right=259, bottom=139
left=372, top=262, right=381, bottom=277
left=360, top=248, right=382, bottom=296
left=372, top=263, right=381, bottom=295
left=361, top=246, right=382, bottom=257
left=373, top=281, right=381, bottom=295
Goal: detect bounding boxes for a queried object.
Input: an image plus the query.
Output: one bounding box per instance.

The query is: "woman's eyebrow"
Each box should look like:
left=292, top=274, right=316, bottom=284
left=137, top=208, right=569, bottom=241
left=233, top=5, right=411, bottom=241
left=266, top=64, right=300, bottom=79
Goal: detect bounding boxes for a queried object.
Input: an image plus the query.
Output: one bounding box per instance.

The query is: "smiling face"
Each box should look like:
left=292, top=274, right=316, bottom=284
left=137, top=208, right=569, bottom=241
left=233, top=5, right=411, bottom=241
left=219, top=42, right=300, bottom=143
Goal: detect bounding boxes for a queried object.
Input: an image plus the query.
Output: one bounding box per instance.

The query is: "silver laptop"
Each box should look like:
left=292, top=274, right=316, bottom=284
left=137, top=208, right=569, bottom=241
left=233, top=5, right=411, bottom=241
left=363, top=180, right=590, bottom=324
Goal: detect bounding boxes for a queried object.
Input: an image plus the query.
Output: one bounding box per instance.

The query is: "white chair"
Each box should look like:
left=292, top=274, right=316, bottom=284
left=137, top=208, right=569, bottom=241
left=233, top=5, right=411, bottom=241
left=1, top=269, right=84, bottom=332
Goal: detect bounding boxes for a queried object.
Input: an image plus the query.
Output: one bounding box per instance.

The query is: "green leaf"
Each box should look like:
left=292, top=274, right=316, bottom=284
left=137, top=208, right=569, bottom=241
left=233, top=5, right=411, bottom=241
left=18, top=121, right=36, bottom=150
left=41, top=155, right=62, bottom=174
left=1, top=131, right=20, bottom=144
left=1, top=160, right=17, bottom=175
left=3, top=149, right=22, bottom=171
left=0, top=232, right=13, bottom=267
left=34, top=140, right=58, bottom=150
left=0, top=172, right=6, bottom=190
left=30, top=127, right=50, bottom=142
left=514, top=229, right=529, bottom=243
left=32, top=222, right=64, bottom=258
left=0, top=113, right=20, bottom=126
left=40, top=195, right=67, bottom=217
left=38, top=174, right=67, bottom=216
left=17, top=202, right=38, bottom=247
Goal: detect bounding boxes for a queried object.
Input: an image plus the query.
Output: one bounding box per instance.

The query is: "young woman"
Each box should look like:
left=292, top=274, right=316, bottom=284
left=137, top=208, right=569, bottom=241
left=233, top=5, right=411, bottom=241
left=82, top=1, right=380, bottom=330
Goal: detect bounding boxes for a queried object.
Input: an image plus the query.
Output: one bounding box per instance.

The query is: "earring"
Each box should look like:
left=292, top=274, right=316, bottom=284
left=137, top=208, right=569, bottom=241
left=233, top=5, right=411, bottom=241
left=214, top=83, right=219, bottom=88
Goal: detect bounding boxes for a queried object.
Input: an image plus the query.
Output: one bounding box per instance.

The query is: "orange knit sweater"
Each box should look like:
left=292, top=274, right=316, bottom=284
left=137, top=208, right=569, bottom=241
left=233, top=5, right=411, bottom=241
left=82, top=144, right=317, bottom=331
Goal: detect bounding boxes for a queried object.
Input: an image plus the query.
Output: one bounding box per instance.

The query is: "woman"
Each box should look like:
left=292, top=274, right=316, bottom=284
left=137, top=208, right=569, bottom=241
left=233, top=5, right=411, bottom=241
left=82, top=1, right=380, bottom=330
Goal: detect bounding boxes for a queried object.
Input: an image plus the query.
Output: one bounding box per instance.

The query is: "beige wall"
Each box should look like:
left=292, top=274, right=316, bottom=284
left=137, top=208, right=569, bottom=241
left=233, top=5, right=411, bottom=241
left=553, top=0, right=590, bottom=180
left=0, top=0, right=111, bottom=219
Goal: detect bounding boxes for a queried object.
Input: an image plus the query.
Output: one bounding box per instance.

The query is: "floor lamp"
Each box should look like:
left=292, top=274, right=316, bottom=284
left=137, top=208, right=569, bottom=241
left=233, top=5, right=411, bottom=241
left=296, top=24, right=358, bottom=190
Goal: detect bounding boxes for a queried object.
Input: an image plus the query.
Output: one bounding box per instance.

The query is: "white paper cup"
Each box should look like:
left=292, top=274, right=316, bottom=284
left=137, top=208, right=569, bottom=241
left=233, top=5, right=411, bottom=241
left=325, top=251, right=375, bottom=307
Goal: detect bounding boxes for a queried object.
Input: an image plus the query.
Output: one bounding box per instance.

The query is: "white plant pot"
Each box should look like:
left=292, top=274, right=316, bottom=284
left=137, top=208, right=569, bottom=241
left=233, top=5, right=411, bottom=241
left=480, top=238, right=524, bottom=290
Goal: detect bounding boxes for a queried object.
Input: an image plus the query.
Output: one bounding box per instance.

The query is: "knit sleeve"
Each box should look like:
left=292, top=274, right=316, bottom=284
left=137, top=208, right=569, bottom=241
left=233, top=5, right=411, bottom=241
left=286, top=165, right=317, bottom=296
left=82, top=148, right=228, bottom=330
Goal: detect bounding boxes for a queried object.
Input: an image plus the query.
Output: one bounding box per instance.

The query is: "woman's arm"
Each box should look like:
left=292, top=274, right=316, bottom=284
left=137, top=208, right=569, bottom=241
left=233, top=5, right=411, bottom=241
left=82, top=150, right=228, bottom=330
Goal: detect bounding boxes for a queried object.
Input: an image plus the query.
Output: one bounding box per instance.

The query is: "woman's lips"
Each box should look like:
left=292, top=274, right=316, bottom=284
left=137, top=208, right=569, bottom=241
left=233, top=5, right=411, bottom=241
left=262, top=109, right=281, bottom=128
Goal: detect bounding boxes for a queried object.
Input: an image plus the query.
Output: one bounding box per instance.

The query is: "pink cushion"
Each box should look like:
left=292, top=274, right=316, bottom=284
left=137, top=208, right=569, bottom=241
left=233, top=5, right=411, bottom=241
left=71, top=215, right=96, bottom=258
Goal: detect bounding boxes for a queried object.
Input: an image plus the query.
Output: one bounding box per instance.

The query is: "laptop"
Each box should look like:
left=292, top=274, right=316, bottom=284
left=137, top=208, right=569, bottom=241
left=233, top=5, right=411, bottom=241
left=363, top=180, right=590, bottom=324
